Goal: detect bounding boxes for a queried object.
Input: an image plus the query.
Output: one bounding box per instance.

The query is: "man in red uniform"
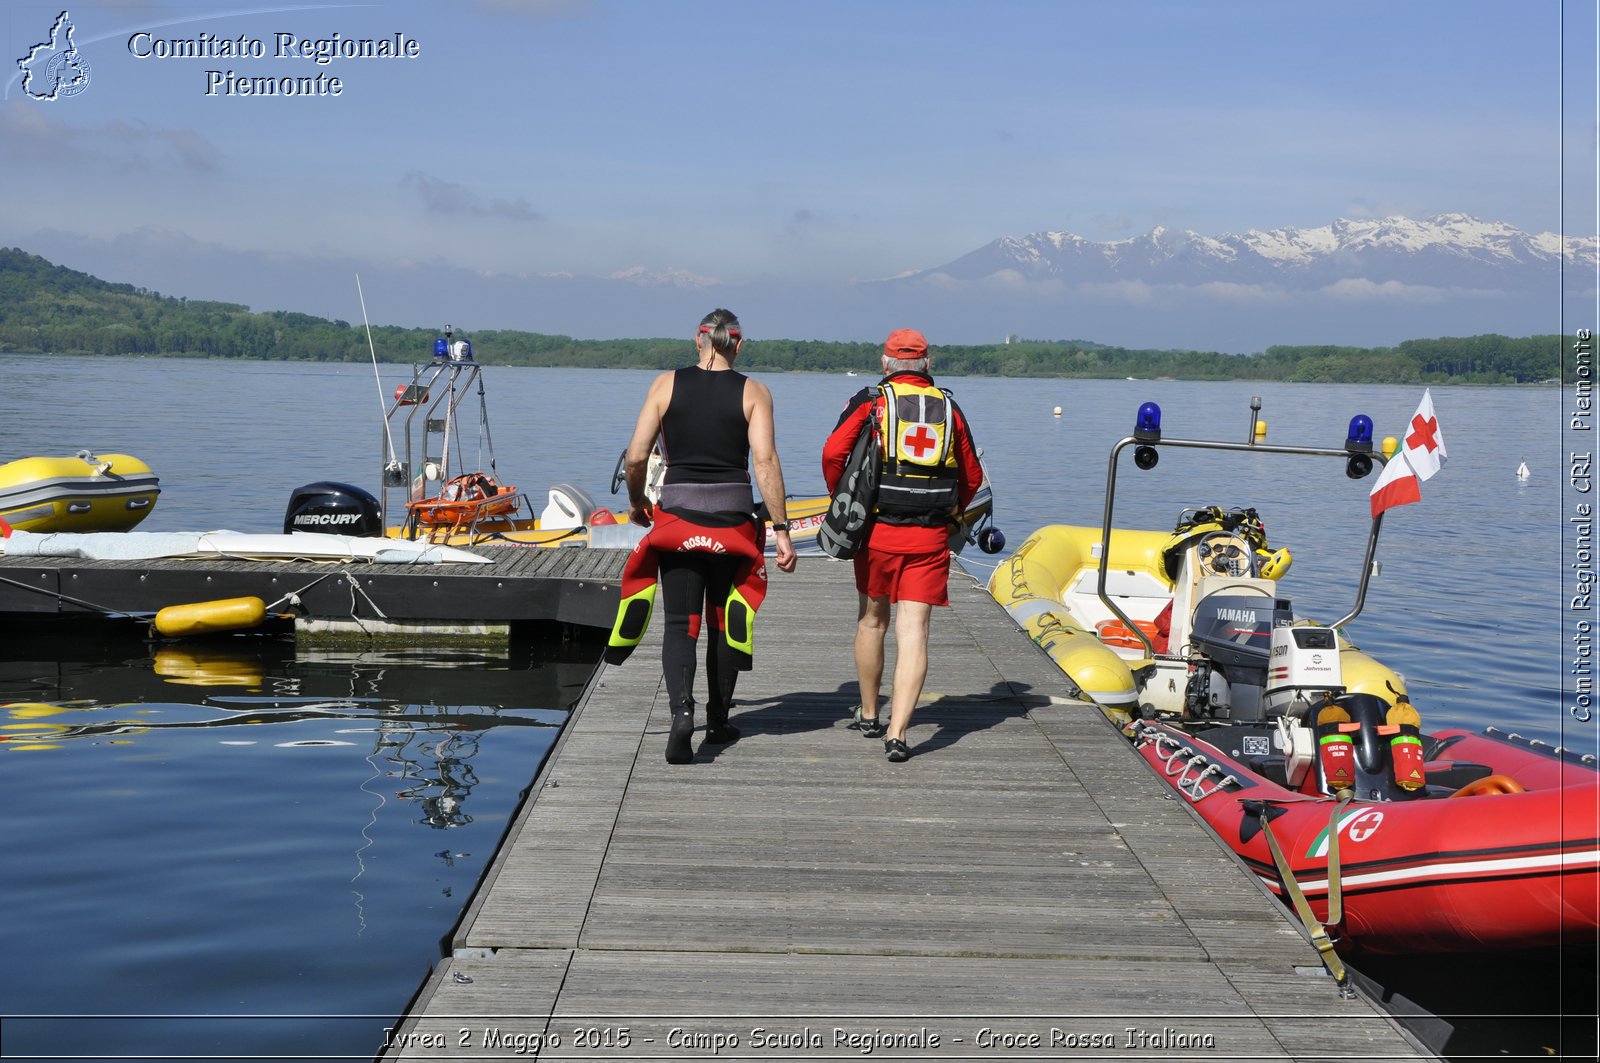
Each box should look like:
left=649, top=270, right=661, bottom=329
left=822, top=328, right=983, bottom=762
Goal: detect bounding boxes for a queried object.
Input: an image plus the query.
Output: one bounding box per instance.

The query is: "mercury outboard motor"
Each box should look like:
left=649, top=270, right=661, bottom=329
left=283, top=481, right=382, bottom=536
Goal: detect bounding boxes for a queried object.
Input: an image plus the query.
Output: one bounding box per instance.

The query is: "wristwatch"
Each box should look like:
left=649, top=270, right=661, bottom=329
left=771, top=521, right=791, bottom=532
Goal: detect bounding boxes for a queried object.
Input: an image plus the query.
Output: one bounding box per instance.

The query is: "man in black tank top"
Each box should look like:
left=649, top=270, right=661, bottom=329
left=619, top=309, right=797, bottom=764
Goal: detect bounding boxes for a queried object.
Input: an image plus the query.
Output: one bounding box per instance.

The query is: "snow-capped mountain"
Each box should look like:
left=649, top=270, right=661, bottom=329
left=916, top=213, right=1591, bottom=291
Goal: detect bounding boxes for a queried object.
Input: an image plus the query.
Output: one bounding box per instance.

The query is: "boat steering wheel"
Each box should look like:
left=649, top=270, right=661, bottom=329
left=1197, top=532, right=1252, bottom=576
left=610, top=451, right=626, bottom=495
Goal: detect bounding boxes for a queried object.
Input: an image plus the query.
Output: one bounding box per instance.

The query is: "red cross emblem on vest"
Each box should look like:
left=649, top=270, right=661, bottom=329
left=902, top=425, right=937, bottom=459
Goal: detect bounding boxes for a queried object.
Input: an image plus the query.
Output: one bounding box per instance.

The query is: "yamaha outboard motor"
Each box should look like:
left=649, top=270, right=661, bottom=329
left=1184, top=592, right=1293, bottom=721
left=283, top=481, right=382, bottom=536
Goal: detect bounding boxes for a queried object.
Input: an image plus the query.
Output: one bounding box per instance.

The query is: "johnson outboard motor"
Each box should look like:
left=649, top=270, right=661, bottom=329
left=283, top=481, right=382, bottom=536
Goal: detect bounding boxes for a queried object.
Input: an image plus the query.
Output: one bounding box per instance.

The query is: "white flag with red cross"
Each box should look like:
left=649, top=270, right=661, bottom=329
left=1369, top=389, right=1448, bottom=518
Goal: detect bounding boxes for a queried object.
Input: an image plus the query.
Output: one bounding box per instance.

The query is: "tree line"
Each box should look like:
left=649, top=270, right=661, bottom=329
left=0, top=247, right=1563, bottom=383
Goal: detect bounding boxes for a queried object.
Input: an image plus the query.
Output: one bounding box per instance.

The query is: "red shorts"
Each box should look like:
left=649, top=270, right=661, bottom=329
left=853, top=545, right=951, bottom=605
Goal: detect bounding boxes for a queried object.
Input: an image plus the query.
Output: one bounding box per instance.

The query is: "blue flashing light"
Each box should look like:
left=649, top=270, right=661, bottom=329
left=433, top=338, right=449, bottom=360
left=1134, top=401, right=1162, bottom=441
left=1345, top=413, right=1374, bottom=452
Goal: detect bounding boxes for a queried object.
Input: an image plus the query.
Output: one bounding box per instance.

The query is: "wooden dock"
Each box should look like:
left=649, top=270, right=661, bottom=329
left=0, top=545, right=625, bottom=635
left=380, top=560, right=1434, bottom=1062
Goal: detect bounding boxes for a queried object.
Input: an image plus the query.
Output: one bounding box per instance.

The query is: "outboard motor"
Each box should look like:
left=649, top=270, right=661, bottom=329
left=283, top=481, right=382, bottom=536
left=1183, top=592, right=1293, bottom=721
left=1262, top=624, right=1344, bottom=718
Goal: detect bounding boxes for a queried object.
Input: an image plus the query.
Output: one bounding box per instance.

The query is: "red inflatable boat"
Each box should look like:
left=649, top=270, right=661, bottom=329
left=1127, top=713, right=1600, bottom=955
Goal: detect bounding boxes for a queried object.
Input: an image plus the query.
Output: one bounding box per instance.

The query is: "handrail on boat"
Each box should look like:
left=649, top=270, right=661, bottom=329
left=1097, top=430, right=1388, bottom=660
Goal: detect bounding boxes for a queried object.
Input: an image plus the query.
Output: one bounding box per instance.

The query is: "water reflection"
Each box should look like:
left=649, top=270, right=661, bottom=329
left=0, top=618, right=602, bottom=1059
left=2, top=621, right=589, bottom=821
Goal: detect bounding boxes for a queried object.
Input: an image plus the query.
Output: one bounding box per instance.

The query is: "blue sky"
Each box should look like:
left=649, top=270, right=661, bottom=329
left=1, top=0, right=1594, bottom=342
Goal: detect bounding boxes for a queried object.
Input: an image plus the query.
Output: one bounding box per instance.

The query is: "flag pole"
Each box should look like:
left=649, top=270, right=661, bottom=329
left=1333, top=475, right=1387, bottom=631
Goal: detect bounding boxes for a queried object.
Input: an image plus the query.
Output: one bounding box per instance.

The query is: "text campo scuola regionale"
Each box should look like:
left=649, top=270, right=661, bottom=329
left=1572, top=329, right=1594, bottom=723
left=665, top=1025, right=1217, bottom=1054
left=126, top=30, right=421, bottom=97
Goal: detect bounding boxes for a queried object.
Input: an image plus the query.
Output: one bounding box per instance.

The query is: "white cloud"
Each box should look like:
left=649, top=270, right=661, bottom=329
left=1319, top=278, right=1450, bottom=303
left=1077, top=280, right=1156, bottom=304
left=402, top=173, right=541, bottom=222
left=1191, top=281, right=1288, bottom=303
left=0, top=100, right=221, bottom=172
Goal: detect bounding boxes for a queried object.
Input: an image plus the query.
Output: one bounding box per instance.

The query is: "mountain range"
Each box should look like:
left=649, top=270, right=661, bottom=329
left=12, top=213, right=1593, bottom=352
left=916, top=213, right=1587, bottom=292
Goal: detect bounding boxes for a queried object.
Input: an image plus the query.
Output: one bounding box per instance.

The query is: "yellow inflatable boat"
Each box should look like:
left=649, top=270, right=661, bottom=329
left=988, top=507, right=1404, bottom=715
left=0, top=451, right=160, bottom=533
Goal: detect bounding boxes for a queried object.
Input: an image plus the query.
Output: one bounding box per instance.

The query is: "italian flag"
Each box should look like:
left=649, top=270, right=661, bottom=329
left=1370, top=390, right=1448, bottom=518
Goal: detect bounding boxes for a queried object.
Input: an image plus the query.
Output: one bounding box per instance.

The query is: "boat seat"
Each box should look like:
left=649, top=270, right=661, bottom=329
left=1065, top=568, right=1170, bottom=603
left=1063, top=569, right=1172, bottom=636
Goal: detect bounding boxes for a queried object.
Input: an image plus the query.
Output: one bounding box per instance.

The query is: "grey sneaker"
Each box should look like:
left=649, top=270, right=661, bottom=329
left=852, top=704, right=885, bottom=738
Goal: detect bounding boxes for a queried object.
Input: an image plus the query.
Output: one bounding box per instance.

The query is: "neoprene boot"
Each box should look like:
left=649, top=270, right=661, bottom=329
left=704, top=701, right=740, bottom=745
left=665, top=700, right=695, bottom=764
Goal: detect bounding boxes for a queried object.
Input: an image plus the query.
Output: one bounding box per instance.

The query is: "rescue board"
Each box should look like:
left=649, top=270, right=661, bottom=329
left=0, top=529, right=493, bottom=564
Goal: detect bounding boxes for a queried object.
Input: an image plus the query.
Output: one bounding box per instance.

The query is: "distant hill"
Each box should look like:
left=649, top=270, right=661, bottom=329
left=0, top=247, right=1564, bottom=383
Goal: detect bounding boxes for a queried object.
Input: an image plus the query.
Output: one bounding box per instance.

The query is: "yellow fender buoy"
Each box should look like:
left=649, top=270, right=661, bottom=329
left=154, top=596, right=267, bottom=638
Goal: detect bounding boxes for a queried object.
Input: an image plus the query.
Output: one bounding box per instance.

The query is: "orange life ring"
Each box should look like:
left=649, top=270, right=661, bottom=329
left=1448, top=773, right=1525, bottom=798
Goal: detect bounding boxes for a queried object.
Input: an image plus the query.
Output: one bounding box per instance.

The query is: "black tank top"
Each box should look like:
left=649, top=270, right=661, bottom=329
left=661, top=367, right=750, bottom=484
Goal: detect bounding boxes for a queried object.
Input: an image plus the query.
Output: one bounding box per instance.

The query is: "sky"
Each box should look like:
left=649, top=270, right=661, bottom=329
left=1, top=0, right=1596, bottom=345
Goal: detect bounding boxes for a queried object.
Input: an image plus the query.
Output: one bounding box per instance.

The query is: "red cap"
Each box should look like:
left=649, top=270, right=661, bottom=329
left=883, top=328, right=928, bottom=358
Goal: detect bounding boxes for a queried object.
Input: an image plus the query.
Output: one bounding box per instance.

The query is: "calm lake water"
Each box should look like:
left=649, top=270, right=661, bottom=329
left=1, top=354, right=1594, bottom=1060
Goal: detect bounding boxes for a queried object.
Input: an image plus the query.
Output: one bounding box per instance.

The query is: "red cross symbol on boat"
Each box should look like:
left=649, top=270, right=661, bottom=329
left=902, top=425, right=938, bottom=459
left=1406, top=414, right=1440, bottom=454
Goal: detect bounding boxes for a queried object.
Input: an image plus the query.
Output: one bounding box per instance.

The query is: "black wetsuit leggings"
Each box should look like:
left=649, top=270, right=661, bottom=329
left=659, top=552, right=742, bottom=718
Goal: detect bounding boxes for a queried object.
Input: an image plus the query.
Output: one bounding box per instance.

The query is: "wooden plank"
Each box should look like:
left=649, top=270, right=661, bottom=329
left=382, top=559, right=1435, bottom=1062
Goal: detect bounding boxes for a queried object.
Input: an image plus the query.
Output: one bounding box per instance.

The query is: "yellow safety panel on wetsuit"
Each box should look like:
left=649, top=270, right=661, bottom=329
left=608, top=584, right=657, bottom=651
left=724, top=586, right=755, bottom=657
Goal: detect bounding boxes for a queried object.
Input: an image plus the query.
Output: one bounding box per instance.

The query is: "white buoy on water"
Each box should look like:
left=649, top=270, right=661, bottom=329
left=1516, top=461, right=1530, bottom=481
left=1052, top=406, right=1062, bottom=417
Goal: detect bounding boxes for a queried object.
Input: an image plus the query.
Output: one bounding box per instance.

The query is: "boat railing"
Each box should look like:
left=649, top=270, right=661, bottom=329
left=382, top=358, right=499, bottom=530
left=1097, top=403, right=1389, bottom=657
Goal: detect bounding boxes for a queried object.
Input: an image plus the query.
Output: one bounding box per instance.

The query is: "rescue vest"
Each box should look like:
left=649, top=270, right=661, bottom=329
left=874, top=381, right=961, bottom=525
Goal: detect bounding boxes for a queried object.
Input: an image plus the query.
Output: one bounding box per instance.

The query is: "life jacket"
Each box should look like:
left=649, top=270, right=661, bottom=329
left=874, top=380, right=961, bottom=526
